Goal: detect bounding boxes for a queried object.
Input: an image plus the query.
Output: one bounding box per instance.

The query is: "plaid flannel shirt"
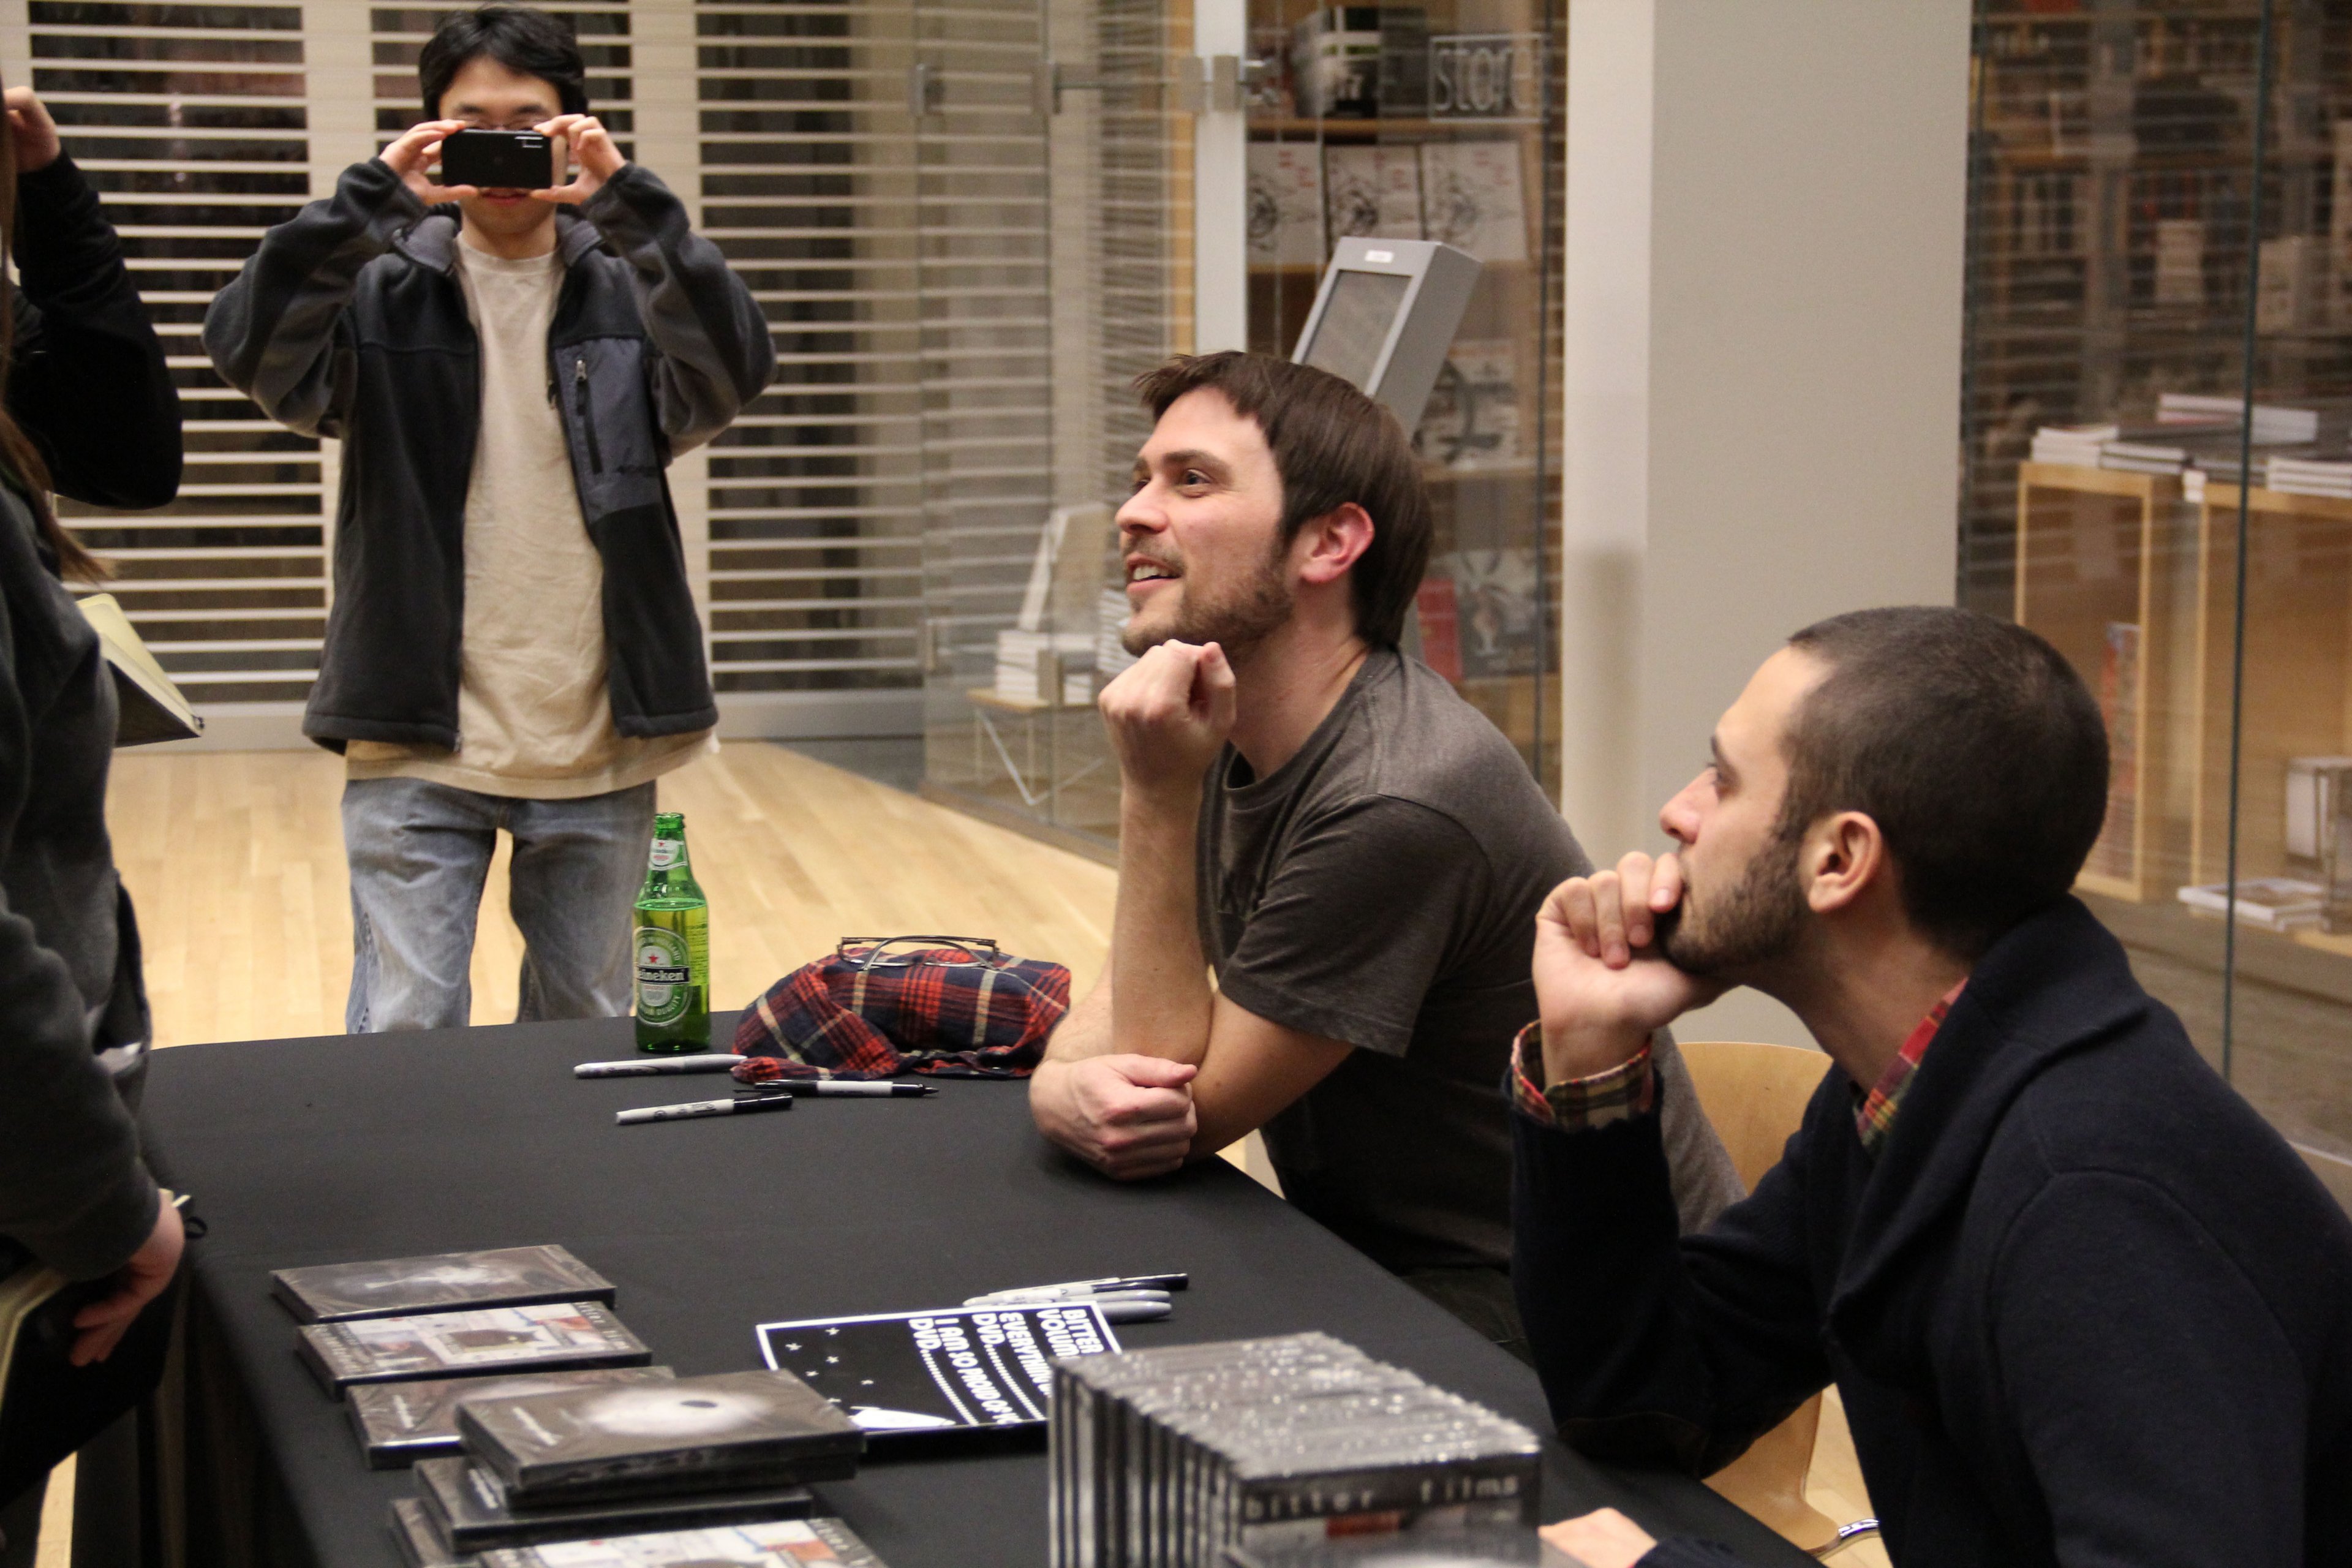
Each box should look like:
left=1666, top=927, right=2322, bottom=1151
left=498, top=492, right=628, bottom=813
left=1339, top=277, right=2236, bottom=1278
left=732, top=946, right=1070, bottom=1078
left=1509, top=979, right=1966, bottom=1157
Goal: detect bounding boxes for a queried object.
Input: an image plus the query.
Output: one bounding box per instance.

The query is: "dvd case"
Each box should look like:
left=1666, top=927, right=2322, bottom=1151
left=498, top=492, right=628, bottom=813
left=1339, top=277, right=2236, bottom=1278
left=299, top=1302, right=652, bottom=1397
left=390, top=1496, right=478, bottom=1568
left=1049, top=1333, right=1540, bottom=1568
left=756, top=1302, right=1117, bottom=1446
left=352, top=1368, right=678, bottom=1468
left=274, top=1246, right=615, bottom=1324
left=411, top=1457, right=816, bottom=1553
left=458, top=1368, right=865, bottom=1505
left=475, top=1515, right=889, bottom=1567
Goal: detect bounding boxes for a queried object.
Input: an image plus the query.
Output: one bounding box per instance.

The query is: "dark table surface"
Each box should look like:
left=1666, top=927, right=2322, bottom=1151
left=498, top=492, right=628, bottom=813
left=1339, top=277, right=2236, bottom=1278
left=138, top=1016, right=1812, bottom=1568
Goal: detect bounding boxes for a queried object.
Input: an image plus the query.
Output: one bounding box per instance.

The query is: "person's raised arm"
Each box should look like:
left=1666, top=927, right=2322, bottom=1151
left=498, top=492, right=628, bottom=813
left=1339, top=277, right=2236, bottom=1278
left=6, top=88, right=181, bottom=510
left=202, top=121, right=461, bottom=438
left=544, top=115, right=776, bottom=454
left=1515, top=856, right=1826, bottom=1472
left=1031, top=640, right=1234, bottom=1177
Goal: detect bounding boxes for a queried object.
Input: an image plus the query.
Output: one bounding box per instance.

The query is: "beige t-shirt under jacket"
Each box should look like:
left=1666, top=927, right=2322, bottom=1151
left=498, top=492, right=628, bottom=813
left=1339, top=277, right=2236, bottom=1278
left=346, top=237, right=714, bottom=798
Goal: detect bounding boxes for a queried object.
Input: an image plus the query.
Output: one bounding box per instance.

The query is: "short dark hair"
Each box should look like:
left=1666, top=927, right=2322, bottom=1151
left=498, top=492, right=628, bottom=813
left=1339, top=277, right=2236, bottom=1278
left=1778, top=606, right=2108, bottom=960
left=1133, top=352, right=1431, bottom=648
left=420, top=6, right=589, bottom=121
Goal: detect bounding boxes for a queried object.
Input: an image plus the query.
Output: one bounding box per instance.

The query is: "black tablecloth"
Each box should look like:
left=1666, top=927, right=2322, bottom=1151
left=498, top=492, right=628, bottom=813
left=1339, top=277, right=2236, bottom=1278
left=137, top=1016, right=1811, bottom=1568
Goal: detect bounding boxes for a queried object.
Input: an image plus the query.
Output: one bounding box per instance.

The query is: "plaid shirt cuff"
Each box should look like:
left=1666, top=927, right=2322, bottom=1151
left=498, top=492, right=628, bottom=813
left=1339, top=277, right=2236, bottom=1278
left=1508, top=1021, right=1656, bottom=1129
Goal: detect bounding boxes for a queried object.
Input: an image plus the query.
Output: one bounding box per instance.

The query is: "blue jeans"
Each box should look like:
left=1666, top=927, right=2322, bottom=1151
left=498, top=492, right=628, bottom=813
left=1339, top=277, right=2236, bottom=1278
left=342, top=777, right=655, bottom=1032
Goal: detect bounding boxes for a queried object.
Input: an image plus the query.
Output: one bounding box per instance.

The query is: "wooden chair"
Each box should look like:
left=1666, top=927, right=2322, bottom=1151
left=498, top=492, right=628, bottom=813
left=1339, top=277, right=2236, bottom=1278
left=1676, top=1040, right=1878, bottom=1558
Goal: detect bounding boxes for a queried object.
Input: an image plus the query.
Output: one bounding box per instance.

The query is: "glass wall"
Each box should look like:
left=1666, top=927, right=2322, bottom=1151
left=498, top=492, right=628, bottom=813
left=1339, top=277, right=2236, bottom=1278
left=911, top=0, right=1193, bottom=852
left=1246, top=0, right=1564, bottom=795
left=1962, top=0, right=2352, bottom=1209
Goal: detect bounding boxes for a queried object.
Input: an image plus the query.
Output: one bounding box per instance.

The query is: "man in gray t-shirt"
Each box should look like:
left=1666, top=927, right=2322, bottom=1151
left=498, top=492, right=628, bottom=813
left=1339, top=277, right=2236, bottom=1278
left=1030, top=352, right=1738, bottom=1352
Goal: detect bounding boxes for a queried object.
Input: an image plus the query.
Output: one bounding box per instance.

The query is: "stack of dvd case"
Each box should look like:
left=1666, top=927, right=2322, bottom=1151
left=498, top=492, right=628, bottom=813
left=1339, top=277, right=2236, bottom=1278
left=388, top=1501, right=896, bottom=1568
left=392, top=1368, right=867, bottom=1564
left=1050, top=1334, right=1542, bottom=1568
left=273, top=1246, right=656, bottom=1401
left=1221, top=1529, right=1581, bottom=1567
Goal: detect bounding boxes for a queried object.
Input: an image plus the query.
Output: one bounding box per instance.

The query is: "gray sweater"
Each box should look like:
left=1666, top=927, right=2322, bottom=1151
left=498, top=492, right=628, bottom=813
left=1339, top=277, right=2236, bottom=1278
left=0, top=483, right=158, bottom=1280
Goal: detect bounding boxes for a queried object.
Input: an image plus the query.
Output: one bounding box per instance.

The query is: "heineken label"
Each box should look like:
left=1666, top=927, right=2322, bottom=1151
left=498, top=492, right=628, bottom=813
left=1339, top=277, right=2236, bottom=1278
left=647, top=839, right=682, bottom=870
left=634, top=925, right=695, bottom=1023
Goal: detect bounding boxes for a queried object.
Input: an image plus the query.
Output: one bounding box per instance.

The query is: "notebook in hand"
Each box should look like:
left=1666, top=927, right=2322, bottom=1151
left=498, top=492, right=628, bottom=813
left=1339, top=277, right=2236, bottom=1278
left=75, top=594, right=200, bottom=746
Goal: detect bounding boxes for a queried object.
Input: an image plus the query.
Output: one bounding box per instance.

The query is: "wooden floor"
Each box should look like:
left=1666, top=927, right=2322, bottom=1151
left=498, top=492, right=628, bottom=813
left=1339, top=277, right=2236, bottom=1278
left=39, top=741, right=1881, bottom=1565
left=105, top=741, right=1118, bottom=1044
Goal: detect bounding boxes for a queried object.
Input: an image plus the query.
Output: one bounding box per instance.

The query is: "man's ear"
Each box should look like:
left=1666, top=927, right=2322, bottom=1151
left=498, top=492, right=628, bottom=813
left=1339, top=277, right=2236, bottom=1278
left=1294, top=502, right=1374, bottom=586
left=1803, top=810, right=1888, bottom=917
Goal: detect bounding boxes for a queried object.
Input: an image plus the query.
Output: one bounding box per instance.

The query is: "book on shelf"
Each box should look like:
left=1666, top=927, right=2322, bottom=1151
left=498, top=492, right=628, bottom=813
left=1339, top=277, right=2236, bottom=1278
left=993, top=631, right=1095, bottom=706
left=352, top=1367, right=678, bottom=1469
left=1291, top=7, right=1382, bottom=119
left=2157, top=393, right=2320, bottom=445
left=2090, top=623, right=2139, bottom=884
left=2154, top=219, right=2205, bottom=309
left=273, top=1245, right=616, bottom=1325
left=475, top=1517, right=891, bottom=1568
left=1417, top=141, right=1526, bottom=264
left=298, top=1302, right=652, bottom=1397
left=1376, top=7, right=1429, bottom=117
left=456, top=1368, right=864, bottom=1507
left=2266, top=457, right=2352, bottom=499
left=2285, top=756, right=2352, bottom=867
left=2176, top=878, right=2324, bottom=931
left=1417, top=340, right=1522, bottom=470
left=1324, top=145, right=1423, bottom=246
left=412, top=1455, right=816, bottom=1555
left=1438, top=549, right=1539, bottom=679
left=1096, top=588, right=1138, bottom=684
left=2029, top=424, right=2114, bottom=469
left=756, top=1302, right=1117, bottom=1446
left=1247, top=143, right=1325, bottom=267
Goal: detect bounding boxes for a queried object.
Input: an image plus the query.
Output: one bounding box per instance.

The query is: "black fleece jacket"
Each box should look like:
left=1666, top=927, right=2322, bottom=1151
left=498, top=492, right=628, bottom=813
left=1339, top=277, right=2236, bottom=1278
left=203, top=157, right=774, bottom=753
left=1513, top=899, right=2352, bottom=1567
left=0, top=154, right=181, bottom=1281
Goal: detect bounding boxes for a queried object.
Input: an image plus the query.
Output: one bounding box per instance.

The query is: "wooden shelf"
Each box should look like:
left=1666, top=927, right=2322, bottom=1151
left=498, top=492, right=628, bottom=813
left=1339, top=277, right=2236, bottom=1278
left=1248, top=116, right=1539, bottom=138
left=2014, top=462, right=2188, bottom=904
left=2186, top=484, right=2352, bottom=894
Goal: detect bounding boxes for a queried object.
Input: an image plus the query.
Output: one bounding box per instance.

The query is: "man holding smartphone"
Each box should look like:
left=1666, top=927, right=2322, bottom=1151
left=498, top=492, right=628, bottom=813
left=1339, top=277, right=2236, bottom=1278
left=206, top=7, right=773, bottom=1031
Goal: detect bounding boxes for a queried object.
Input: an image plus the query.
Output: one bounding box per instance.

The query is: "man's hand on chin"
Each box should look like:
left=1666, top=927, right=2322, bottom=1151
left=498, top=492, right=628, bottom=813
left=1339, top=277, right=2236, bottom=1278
left=1030, top=1055, right=1199, bottom=1180
left=1532, top=851, right=1725, bottom=1084
left=1099, top=639, right=1236, bottom=804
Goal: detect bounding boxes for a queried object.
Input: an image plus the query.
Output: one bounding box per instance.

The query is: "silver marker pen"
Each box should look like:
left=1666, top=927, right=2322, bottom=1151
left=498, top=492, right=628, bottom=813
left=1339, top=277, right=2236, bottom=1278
left=614, top=1094, right=794, bottom=1126
left=576, top=1054, right=747, bottom=1079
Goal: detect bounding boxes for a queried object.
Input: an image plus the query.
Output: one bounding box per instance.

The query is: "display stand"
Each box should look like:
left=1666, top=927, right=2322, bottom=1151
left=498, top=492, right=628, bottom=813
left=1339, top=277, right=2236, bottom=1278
left=2013, top=461, right=2188, bottom=902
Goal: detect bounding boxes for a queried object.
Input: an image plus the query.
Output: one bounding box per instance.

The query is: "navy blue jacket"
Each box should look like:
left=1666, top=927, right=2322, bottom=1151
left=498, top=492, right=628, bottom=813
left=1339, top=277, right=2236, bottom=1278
left=1513, top=898, right=2352, bottom=1566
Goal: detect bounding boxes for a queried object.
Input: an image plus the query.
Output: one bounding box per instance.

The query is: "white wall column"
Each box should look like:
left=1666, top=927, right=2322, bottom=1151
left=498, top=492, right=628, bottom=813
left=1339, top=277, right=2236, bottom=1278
left=1193, top=0, right=1248, bottom=353
left=1559, top=0, right=1972, bottom=1048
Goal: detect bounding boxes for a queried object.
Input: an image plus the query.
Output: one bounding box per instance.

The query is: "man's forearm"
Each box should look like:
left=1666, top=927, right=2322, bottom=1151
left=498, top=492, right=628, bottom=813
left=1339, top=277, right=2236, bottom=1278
left=1107, top=786, right=1216, bottom=1065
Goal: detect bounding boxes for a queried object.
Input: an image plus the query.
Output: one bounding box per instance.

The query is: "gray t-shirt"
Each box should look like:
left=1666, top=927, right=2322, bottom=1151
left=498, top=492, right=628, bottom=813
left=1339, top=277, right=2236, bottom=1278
left=1197, top=650, right=1738, bottom=1272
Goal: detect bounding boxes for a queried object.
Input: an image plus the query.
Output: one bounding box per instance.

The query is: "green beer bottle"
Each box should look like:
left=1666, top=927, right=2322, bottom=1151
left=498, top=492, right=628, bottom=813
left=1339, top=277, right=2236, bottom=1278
left=633, top=811, right=711, bottom=1052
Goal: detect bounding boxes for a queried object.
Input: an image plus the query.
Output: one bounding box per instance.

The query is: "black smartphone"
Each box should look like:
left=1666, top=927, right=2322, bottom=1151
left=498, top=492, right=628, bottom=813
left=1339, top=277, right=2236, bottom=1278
left=438, top=129, right=558, bottom=191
